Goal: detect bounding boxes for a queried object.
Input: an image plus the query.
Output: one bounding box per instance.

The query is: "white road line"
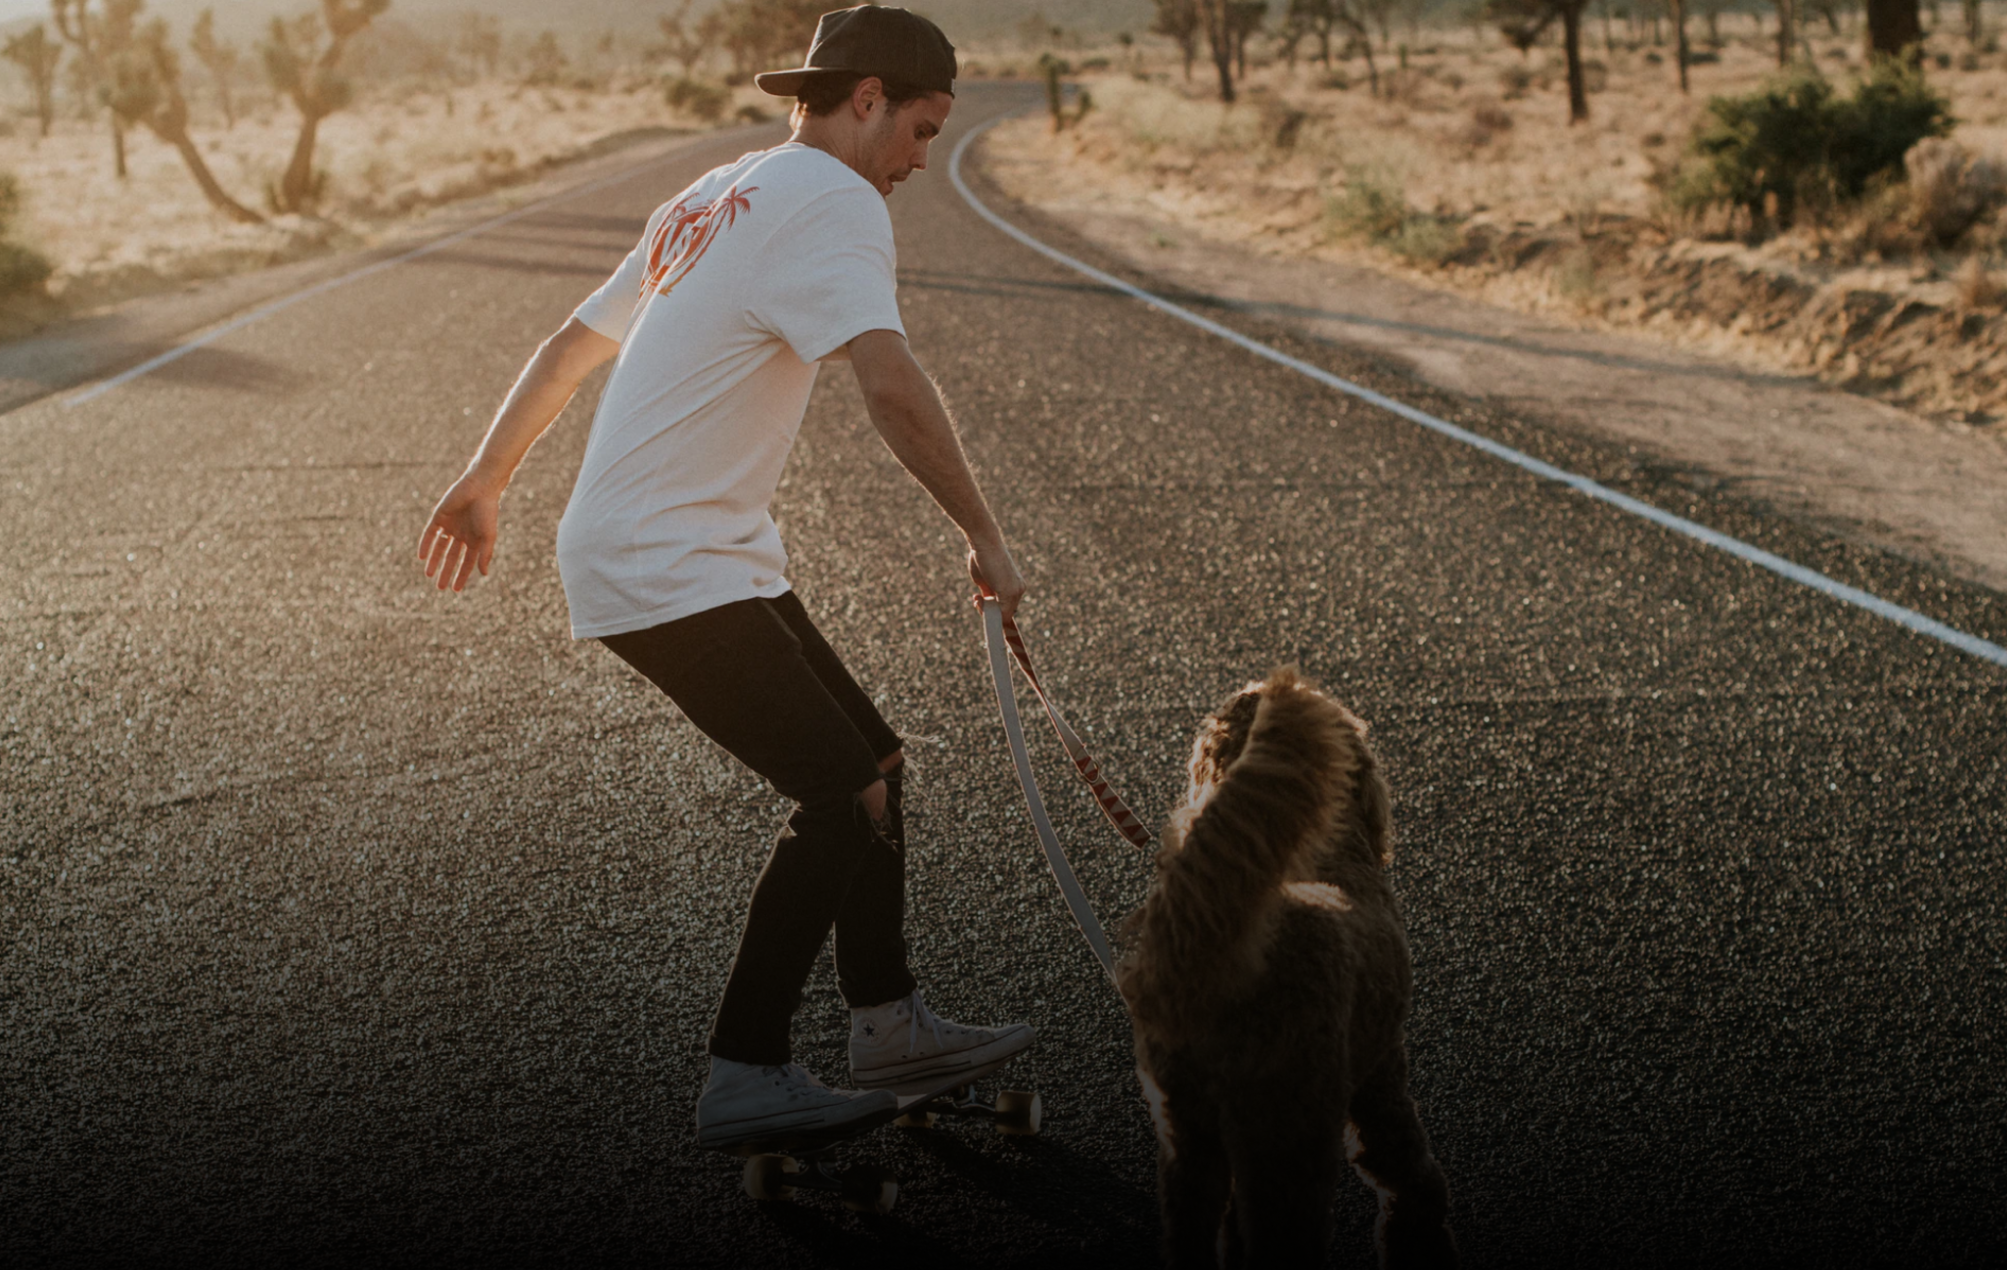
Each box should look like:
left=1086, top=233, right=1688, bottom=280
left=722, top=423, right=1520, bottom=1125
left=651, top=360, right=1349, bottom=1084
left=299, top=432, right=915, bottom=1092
left=947, top=116, right=2007, bottom=671
left=63, top=139, right=705, bottom=408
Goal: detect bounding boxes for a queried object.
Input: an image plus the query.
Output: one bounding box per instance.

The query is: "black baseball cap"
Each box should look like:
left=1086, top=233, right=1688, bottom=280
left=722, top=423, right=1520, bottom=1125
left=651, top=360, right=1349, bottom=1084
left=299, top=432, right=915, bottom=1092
left=754, top=5, right=957, bottom=98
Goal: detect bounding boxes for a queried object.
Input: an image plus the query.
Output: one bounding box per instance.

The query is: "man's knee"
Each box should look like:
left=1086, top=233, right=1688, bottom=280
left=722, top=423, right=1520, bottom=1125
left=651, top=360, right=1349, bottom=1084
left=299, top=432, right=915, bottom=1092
left=859, top=777, right=889, bottom=825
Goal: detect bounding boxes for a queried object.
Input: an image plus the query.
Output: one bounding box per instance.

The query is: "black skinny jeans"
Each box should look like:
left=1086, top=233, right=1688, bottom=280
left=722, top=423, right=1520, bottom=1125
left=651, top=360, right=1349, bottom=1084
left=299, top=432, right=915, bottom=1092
left=601, top=590, right=917, bottom=1066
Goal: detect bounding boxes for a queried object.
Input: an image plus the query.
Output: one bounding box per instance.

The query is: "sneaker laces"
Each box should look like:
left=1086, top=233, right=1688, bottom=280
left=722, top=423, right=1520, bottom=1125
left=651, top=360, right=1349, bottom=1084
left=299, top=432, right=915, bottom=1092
left=905, top=989, right=945, bottom=1056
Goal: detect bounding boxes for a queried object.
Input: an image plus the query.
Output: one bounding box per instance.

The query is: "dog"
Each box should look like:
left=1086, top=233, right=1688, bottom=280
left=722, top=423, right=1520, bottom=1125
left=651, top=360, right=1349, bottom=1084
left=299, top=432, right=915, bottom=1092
left=1117, top=668, right=1457, bottom=1268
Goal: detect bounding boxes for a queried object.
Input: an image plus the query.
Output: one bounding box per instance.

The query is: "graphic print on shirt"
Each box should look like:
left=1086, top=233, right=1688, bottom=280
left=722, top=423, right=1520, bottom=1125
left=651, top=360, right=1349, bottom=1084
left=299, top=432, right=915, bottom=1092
left=641, top=183, right=757, bottom=298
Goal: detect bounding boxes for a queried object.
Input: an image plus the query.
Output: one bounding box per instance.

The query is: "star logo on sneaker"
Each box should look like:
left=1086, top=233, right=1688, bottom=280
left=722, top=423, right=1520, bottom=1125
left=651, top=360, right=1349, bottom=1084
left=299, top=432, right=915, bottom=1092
left=861, top=1022, right=877, bottom=1038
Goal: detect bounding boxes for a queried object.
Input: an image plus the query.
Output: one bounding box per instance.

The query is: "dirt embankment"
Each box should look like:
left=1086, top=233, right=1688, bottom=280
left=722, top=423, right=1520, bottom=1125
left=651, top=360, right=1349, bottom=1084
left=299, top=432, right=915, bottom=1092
left=1443, top=220, right=2007, bottom=425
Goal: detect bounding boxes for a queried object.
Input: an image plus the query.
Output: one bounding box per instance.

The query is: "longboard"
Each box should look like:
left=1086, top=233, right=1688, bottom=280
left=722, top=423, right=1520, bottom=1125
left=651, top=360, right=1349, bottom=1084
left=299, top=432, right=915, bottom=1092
left=714, top=1053, right=1041, bottom=1214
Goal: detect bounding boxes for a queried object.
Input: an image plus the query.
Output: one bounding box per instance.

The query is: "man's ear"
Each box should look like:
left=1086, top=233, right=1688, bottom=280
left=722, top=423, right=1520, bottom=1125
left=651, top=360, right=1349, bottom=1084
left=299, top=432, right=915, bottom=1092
left=853, top=74, right=884, bottom=117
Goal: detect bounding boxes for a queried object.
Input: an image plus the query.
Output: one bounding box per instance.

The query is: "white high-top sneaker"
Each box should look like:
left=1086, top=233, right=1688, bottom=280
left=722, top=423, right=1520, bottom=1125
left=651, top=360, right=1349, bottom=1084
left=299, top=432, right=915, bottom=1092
left=694, top=1056, right=898, bottom=1149
left=849, top=989, right=1034, bottom=1094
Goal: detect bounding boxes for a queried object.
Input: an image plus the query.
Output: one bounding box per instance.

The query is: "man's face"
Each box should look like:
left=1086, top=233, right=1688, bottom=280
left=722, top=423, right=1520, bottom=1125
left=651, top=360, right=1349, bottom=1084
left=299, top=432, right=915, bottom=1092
left=857, top=90, right=953, bottom=196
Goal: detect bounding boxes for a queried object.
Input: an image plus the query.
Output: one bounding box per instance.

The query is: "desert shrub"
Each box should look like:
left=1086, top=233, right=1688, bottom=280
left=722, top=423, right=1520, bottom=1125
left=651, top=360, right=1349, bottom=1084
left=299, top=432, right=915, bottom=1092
left=1325, top=166, right=1409, bottom=242
left=1905, top=138, right=2007, bottom=245
left=1498, top=63, right=1533, bottom=99
left=0, top=172, right=51, bottom=297
left=665, top=76, right=729, bottom=123
left=734, top=103, right=770, bottom=124
left=1953, top=255, right=2002, bottom=308
left=1390, top=216, right=1464, bottom=265
left=1665, top=60, right=1951, bottom=228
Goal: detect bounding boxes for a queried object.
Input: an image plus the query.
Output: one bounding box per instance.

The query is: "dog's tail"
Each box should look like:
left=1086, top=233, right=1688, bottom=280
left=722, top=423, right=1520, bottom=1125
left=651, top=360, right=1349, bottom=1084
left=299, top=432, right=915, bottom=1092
left=1118, top=668, right=1360, bottom=1042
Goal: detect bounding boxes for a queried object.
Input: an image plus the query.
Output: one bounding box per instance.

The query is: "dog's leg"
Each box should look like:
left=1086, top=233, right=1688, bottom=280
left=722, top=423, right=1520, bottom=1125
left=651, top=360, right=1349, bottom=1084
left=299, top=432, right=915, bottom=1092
left=1157, top=1095, right=1233, bottom=1269
left=1347, top=1048, right=1459, bottom=1269
left=1223, top=1110, right=1345, bottom=1267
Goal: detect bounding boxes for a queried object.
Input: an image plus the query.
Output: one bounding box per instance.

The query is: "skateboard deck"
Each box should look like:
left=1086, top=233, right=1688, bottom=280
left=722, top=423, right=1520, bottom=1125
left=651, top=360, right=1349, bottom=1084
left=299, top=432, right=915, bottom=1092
left=714, top=1052, right=1040, bottom=1214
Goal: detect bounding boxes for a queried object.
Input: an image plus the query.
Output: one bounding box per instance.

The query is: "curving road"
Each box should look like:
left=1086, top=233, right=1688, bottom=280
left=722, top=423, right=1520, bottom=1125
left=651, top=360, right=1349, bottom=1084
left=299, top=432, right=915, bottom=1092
left=5, top=83, right=2005, bottom=1267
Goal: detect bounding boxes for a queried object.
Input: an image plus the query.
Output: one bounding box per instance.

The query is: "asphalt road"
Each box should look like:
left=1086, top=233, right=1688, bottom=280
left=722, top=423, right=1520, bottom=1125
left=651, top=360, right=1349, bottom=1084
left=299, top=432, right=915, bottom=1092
left=5, top=82, right=2005, bottom=1268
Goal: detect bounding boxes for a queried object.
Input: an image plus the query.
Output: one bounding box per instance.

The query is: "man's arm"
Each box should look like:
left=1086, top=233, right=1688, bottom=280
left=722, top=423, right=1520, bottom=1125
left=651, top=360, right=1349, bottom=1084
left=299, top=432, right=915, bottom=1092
left=848, top=329, right=1026, bottom=616
left=417, top=317, right=619, bottom=592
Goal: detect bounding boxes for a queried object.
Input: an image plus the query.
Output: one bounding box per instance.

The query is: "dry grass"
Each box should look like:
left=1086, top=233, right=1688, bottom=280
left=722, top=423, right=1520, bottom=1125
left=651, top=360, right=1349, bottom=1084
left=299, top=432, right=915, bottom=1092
left=1025, top=28, right=2007, bottom=304
left=979, top=25, right=2007, bottom=420
left=0, top=77, right=772, bottom=313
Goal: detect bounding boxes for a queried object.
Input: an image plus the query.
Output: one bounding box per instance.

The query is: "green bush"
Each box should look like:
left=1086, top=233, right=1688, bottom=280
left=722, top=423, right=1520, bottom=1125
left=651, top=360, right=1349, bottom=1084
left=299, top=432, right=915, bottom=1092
left=0, top=172, right=51, bottom=298
left=664, top=76, right=729, bottom=124
left=1667, top=59, right=1951, bottom=227
left=1325, top=166, right=1409, bottom=242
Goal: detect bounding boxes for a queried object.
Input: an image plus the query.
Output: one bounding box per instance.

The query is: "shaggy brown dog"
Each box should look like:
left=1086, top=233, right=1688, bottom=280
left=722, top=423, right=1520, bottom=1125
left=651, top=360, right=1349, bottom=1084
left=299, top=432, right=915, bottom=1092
left=1117, top=668, right=1457, bottom=1268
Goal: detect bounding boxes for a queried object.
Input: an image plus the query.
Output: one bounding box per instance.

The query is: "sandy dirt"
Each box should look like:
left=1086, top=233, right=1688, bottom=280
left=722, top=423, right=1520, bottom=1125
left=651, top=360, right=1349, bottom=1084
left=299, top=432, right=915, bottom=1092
left=979, top=115, right=2007, bottom=595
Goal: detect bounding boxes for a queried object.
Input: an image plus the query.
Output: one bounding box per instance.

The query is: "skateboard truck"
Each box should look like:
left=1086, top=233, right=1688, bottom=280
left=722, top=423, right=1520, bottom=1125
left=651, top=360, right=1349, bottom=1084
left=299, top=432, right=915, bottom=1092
left=735, top=1077, right=1041, bottom=1214
left=894, top=1083, right=1042, bottom=1134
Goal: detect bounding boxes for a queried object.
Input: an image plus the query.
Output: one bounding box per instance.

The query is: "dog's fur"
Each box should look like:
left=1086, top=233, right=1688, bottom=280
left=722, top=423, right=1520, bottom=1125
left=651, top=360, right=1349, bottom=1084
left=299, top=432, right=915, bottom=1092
left=1117, top=668, right=1457, bottom=1267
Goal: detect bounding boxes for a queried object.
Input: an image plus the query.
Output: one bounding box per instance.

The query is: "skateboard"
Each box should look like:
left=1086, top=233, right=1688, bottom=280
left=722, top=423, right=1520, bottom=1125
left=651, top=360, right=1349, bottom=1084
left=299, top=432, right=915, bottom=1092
left=718, top=1054, right=1041, bottom=1215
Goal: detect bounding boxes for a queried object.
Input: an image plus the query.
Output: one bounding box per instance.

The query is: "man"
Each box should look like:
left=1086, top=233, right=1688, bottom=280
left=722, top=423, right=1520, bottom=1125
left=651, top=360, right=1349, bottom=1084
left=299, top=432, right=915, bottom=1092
left=415, top=6, right=1032, bottom=1148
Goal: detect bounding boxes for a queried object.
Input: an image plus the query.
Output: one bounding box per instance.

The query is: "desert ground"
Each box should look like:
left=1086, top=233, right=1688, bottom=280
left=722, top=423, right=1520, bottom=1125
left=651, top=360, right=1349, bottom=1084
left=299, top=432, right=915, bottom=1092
left=996, top=17, right=2007, bottom=424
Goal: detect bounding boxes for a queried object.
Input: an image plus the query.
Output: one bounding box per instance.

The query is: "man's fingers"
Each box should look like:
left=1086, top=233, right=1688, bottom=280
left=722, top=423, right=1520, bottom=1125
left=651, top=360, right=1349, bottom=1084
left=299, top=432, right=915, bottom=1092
left=435, top=540, right=463, bottom=591
left=478, top=541, right=494, bottom=577
left=451, top=543, right=479, bottom=592
left=424, top=531, right=450, bottom=580
left=416, top=522, right=436, bottom=560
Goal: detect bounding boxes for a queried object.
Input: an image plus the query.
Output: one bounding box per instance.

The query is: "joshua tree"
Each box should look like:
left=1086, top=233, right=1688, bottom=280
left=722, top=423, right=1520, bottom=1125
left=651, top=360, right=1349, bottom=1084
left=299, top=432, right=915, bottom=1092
left=188, top=8, right=238, bottom=128
left=262, top=0, right=389, bottom=215
left=3, top=25, right=63, bottom=138
left=52, top=0, right=142, bottom=178
left=106, top=18, right=262, bottom=222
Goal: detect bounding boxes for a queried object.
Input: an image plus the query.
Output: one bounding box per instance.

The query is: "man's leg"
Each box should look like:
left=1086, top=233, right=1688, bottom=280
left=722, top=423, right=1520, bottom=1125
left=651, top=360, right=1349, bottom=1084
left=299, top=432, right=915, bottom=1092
left=766, top=592, right=915, bottom=1009
left=601, top=598, right=891, bottom=1066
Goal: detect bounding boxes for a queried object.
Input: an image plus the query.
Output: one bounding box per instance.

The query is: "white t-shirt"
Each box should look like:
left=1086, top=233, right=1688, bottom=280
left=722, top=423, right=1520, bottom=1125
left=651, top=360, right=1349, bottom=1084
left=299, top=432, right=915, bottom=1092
left=555, top=142, right=905, bottom=639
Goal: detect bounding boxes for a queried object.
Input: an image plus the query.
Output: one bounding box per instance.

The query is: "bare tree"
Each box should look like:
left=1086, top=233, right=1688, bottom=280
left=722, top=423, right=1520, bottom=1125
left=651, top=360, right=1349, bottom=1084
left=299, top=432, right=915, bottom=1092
left=1672, top=0, right=1689, bottom=92
left=261, top=0, right=389, bottom=215
left=1153, top=0, right=1202, bottom=80
left=1865, top=0, right=1923, bottom=55
left=659, top=1, right=712, bottom=77
left=1488, top=0, right=1593, bottom=121
left=107, top=18, right=263, bottom=221
left=52, top=0, right=142, bottom=178
left=455, top=10, right=499, bottom=78
left=1774, top=0, right=1796, bottom=65
left=3, top=25, right=63, bottom=138
left=188, top=8, right=238, bottom=128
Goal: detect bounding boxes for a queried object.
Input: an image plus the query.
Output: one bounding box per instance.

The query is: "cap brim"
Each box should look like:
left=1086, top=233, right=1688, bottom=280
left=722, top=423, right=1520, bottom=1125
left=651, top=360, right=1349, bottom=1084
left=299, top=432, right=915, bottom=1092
left=753, top=68, right=816, bottom=96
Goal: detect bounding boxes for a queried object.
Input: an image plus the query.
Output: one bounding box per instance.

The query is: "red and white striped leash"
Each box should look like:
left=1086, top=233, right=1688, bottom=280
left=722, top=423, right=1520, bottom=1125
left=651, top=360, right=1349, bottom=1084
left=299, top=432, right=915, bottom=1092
left=978, top=597, right=1152, bottom=982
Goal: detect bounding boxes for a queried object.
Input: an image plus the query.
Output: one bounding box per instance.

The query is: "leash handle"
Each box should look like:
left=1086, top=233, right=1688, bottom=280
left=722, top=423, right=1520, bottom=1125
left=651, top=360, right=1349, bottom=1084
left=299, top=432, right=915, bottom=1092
left=982, top=599, right=1155, bottom=852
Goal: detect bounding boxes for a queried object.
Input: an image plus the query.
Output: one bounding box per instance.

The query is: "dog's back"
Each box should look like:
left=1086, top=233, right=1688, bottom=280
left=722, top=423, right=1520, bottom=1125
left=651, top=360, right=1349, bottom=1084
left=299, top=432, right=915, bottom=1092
left=1119, top=670, right=1456, bottom=1268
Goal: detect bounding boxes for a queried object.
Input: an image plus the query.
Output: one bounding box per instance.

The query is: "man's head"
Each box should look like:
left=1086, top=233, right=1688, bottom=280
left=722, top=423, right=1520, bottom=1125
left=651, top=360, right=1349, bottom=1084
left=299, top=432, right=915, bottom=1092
left=756, top=6, right=956, bottom=196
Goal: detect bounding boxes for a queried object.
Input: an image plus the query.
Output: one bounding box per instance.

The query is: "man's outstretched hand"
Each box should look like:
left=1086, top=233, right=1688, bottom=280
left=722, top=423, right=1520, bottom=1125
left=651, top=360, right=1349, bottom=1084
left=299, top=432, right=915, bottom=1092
left=417, top=474, right=500, bottom=593
left=968, top=537, right=1026, bottom=619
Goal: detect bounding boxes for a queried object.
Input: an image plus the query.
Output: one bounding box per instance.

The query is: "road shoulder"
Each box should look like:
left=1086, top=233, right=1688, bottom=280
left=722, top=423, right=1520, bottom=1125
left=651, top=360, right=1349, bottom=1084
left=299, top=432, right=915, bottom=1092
left=974, top=118, right=2007, bottom=597
left=0, top=124, right=763, bottom=418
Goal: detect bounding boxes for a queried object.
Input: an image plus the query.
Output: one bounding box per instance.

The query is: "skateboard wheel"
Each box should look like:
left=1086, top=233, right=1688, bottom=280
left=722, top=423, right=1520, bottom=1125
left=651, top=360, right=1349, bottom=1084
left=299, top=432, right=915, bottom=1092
left=895, top=1109, right=938, bottom=1129
left=994, top=1090, right=1042, bottom=1136
left=839, top=1164, right=899, bottom=1215
left=742, top=1153, right=797, bottom=1201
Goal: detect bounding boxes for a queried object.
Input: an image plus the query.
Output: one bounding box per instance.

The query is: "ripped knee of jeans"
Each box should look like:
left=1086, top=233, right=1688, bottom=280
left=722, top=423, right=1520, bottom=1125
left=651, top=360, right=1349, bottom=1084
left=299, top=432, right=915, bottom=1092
left=856, top=777, right=890, bottom=832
